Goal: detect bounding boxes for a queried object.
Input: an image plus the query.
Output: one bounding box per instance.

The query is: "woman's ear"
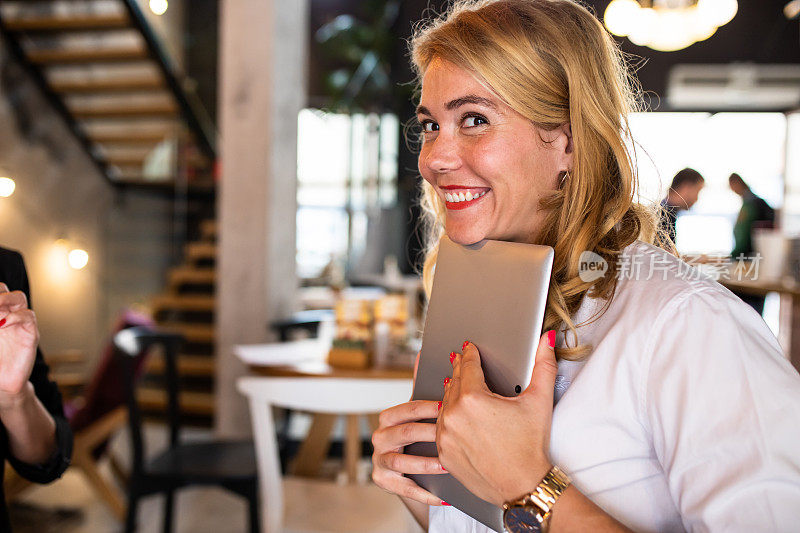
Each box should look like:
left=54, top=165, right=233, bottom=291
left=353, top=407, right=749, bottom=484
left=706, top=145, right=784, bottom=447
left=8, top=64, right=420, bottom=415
left=561, top=122, right=573, bottom=155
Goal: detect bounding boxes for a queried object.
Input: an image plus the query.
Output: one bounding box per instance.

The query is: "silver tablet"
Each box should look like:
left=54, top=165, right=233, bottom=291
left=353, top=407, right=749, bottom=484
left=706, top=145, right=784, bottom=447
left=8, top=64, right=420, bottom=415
left=405, top=236, right=553, bottom=532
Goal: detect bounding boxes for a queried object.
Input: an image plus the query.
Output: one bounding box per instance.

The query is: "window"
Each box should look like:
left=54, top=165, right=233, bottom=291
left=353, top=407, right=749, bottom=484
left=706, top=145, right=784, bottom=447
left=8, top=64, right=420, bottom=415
left=296, top=109, right=399, bottom=279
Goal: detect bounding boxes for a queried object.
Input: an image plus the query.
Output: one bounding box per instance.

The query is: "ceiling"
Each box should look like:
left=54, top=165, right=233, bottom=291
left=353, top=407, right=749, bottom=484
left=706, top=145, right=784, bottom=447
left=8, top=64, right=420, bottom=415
left=308, top=0, right=800, bottom=107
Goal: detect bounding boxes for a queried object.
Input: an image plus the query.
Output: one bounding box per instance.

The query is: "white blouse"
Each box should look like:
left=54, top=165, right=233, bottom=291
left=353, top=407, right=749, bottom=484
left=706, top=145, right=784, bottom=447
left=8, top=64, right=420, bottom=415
left=428, top=240, right=800, bottom=532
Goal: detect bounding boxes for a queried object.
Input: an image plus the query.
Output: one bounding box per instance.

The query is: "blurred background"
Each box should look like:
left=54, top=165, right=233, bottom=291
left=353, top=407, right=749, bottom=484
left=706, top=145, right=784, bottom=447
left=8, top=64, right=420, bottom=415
left=0, top=0, right=797, bottom=531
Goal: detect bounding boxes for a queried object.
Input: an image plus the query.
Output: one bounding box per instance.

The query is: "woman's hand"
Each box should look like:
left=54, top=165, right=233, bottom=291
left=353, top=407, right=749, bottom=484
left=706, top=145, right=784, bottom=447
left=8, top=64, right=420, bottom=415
left=0, top=282, right=39, bottom=403
left=437, top=332, right=558, bottom=507
left=371, top=398, right=450, bottom=506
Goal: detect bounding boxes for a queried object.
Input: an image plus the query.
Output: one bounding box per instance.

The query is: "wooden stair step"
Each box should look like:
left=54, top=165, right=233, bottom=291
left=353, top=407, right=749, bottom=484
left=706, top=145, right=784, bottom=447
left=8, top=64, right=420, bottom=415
left=105, top=153, right=151, bottom=166
left=4, top=13, right=130, bottom=32
left=159, top=322, right=215, bottom=344
left=72, top=102, right=177, bottom=119
left=200, top=219, right=217, bottom=241
left=137, top=388, right=215, bottom=416
left=28, top=46, right=147, bottom=64
left=51, top=77, right=164, bottom=94
left=51, top=371, right=89, bottom=388
left=89, top=131, right=171, bottom=144
left=185, top=242, right=216, bottom=263
left=152, top=294, right=215, bottom=313
left=168, top=266, right=216, bottom=287
left=146, top=355, right=215, bottom=377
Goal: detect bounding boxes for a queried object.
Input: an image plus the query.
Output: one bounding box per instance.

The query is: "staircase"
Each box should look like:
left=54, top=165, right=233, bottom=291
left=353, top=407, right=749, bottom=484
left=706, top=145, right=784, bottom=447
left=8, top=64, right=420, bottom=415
left=0, top=0, right=215, bottom=189
left=141, top=219, right=217, bottom=424
left=0, top=1, right=221, bottom=423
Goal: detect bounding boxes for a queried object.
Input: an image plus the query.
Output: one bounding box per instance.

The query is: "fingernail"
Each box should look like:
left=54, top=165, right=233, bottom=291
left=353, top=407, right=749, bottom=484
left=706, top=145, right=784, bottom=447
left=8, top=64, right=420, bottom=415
left=440, top=465, right=448, bottom=472
left=449, top=351, right=457, bottom=363
left=547, top=330, right=556, bottom=348
left=462, top=340, right=469, bottom=350
left=441, top=500, right=450, bottom=506
left=443, top=377, right=450, bottom=386
left=0, top=319, right=6, bottom=327
left=437, top=401, right=442, bottom=411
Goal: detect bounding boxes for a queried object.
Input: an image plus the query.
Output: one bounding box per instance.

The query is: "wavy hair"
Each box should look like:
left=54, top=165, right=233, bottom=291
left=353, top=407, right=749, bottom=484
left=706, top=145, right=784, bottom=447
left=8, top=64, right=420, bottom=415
left=410, top=0, right=665, bottom=360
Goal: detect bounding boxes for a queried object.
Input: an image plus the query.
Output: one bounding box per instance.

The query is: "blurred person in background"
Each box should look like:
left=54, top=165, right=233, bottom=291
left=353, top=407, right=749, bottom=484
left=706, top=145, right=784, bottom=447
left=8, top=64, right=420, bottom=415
left=658, top=167, right=705, bottom=247
left=729, top=172, right=775, bottom=260
left=0, top=247, right=72, bottom=531
left=729, top=172, right=776, bottom=315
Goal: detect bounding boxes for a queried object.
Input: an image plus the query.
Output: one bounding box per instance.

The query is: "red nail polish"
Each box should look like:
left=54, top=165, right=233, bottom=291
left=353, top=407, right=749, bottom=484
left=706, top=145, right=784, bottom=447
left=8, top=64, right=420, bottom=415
left=462, top=340, right=469, bottom=350
left=449, top=351, right=457, bottom=363
left=440, top=465, right=448, bottom=472
left=0, top=318, right=6, bottom=327
left=441, top=501, right=451, bottom=506
left=443, top=377, right=450, bottom=386
left=547, top=330, right=556, bottom=348
left=437, top=401, right=442, bottom=411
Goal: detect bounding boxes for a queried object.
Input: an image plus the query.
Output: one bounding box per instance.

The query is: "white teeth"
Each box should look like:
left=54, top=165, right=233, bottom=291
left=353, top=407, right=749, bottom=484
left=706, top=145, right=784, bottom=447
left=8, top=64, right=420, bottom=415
left=443, top=190, right=490, bottom=203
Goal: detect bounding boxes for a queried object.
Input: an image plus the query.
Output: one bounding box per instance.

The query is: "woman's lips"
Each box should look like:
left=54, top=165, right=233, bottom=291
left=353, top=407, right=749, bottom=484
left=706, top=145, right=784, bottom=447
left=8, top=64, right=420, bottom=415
left=441, top=187, right=491, bottom=210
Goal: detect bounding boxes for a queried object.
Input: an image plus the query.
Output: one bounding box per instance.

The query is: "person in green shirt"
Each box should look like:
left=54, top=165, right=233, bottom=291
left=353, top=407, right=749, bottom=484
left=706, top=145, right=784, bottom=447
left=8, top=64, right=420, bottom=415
left=729, top=172, right=775, bottom=315
left=729, top=172, right=776, bottom=259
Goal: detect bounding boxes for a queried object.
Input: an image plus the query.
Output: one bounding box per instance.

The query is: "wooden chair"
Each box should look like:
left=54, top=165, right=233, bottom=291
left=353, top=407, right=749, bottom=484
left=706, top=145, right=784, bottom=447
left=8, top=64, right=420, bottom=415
left=114, top=326, right=259, bottom=533
left=237, top=376, right=414, bottom=533
left=67, top=310, right=156, bottom=520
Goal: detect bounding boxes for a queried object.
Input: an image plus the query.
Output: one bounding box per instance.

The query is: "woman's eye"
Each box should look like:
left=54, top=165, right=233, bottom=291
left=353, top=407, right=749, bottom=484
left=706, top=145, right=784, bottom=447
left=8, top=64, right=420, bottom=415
left=421, top=120, right=438, bottom=133
left=463, top=115, right=488, bottom=127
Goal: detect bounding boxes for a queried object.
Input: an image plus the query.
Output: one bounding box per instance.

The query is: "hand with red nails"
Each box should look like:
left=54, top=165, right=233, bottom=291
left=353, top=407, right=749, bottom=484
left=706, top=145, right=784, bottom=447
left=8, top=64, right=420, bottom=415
left=0, top=282, right=39, bottom=401
left=371, top=350, right=449, bottom=517
left=437, top=332, right=558, bottom=507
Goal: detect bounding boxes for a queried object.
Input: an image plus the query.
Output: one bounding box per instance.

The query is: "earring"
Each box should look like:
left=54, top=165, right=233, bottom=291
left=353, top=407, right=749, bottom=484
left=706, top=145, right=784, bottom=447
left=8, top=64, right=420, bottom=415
left=559, top=170, right=570, bottom=189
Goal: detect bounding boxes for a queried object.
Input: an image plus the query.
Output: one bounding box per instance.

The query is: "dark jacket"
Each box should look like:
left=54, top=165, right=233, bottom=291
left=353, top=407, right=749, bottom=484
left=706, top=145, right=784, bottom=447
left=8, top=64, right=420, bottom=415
left=0, top=247, right=73, bottom=531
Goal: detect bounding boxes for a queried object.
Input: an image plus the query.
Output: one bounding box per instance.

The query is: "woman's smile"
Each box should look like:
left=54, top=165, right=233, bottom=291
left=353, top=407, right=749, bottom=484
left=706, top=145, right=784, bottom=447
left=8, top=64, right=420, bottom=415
left=441, top=186, right=491, bottom=210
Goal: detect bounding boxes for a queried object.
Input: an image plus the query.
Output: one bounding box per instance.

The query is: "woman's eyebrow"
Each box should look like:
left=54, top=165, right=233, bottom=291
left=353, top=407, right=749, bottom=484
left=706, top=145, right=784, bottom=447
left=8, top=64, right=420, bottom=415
left=415, top=94, right=498, bottom=116
left=445, top=95, right=497, bottom=111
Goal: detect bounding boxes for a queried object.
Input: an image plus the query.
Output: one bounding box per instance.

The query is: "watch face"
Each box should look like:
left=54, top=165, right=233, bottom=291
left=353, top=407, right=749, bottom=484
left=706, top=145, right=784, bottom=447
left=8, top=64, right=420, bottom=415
left=503, top=507, right=543, bottom=532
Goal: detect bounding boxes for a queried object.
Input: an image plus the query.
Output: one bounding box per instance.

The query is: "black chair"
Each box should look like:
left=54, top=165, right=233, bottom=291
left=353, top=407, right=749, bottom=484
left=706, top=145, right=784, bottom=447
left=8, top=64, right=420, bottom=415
left=113, top=326, right=259, bottom=533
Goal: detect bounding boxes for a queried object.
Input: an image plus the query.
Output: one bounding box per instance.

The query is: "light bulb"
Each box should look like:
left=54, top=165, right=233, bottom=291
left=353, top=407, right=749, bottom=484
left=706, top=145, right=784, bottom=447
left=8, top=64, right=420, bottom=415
left=604, top=0, right=641, bottom=37
left=0, top=177, right=15, bottom=197
left=149, top=0, right=168, bottom=16
left=627, top=8, right=658, bottom=47
left=647, top=10, right=697, bottom=52
left=697, top=0, right=738, bottom=28
left=68, top=249, right=89, bottom=270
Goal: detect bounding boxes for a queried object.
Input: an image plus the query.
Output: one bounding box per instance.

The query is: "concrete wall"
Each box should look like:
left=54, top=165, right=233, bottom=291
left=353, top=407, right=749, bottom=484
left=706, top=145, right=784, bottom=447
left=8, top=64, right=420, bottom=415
left=215, top=0, right=307, bottom=437
left=0, top=45, right=173, bottom=363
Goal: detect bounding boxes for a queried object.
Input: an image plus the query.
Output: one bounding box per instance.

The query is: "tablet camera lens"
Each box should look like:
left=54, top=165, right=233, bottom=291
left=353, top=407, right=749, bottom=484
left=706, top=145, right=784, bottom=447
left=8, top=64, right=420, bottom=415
left=514, top=385, right=521, bottom=394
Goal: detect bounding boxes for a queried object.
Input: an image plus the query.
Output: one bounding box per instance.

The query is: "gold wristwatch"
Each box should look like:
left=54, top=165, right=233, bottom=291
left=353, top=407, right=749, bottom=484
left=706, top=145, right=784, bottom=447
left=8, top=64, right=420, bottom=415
left=502, top=465, right=571, bottom=533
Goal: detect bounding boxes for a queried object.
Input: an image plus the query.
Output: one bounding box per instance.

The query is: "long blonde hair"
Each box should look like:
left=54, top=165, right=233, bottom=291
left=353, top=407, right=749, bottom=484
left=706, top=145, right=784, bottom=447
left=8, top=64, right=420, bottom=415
left=410, top=0, right=662, bottom=360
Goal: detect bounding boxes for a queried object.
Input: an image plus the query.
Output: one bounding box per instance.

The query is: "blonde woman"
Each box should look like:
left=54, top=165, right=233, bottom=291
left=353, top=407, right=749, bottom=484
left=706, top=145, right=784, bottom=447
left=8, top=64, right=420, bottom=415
left=370, top=1, right=800, bottom=531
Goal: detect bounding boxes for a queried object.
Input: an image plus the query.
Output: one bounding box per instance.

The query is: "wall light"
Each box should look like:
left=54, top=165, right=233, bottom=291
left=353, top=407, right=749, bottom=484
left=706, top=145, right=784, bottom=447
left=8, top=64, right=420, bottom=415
left=51, top=239, right=89, bottom=273
left=68, top=249, right=89, bottom=270
left=786, top=0, right=800, bottom=19
left=0, top=177, right=15, bottom=197
left=149, top=0, right=168, bottom=16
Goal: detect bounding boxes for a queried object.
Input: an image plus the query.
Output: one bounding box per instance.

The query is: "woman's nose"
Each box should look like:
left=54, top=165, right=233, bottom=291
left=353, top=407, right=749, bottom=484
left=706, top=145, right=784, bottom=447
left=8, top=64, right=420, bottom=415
left=422, top=134, right=462, bottom=174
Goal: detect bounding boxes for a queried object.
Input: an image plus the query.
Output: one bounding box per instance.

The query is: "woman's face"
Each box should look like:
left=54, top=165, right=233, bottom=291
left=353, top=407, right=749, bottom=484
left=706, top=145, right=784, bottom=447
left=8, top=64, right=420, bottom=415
left=417, top=57, right=573, bottom=245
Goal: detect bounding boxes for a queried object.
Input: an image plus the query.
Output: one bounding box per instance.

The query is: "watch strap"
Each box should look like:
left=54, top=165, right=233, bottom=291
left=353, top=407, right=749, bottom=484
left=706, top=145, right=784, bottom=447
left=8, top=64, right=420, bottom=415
left=528, top=465, right=570, bottom=512
left=502, top=465, right=571, bottom=533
